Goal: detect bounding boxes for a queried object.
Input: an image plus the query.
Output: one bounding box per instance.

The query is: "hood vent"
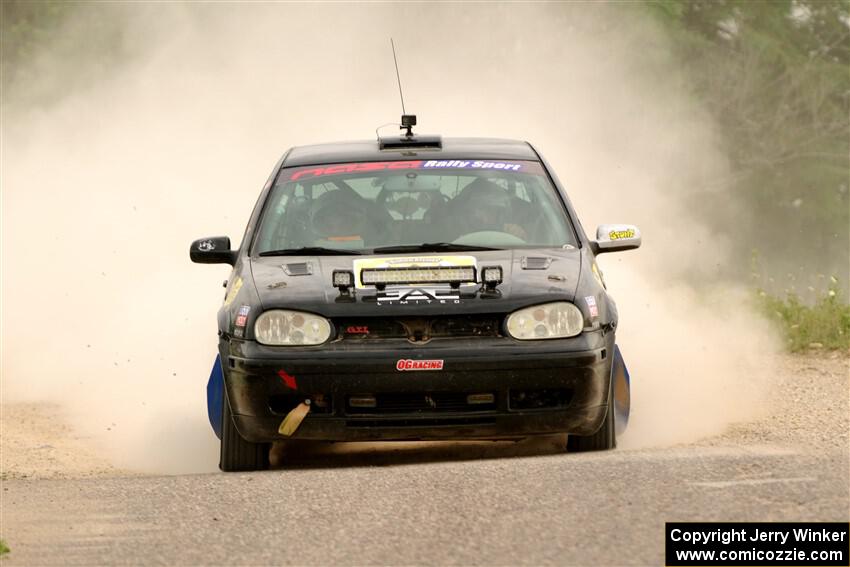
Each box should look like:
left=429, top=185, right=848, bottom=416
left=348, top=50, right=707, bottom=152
left=521, top=257, right=552, bottom=270
left=283, top=262, right=313, bottom=276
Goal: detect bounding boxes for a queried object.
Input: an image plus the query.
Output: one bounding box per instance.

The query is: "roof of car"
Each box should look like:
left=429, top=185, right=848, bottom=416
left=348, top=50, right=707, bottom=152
left=281, top=137, right=538, bottom=168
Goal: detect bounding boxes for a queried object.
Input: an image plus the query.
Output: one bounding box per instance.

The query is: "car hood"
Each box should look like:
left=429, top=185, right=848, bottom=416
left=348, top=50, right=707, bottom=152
left=249, top=249, right=582, bottom=317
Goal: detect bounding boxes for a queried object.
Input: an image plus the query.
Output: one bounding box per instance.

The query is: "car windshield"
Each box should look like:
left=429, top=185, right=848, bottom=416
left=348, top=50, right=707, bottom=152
left=254, top=159, right=577, bottom=254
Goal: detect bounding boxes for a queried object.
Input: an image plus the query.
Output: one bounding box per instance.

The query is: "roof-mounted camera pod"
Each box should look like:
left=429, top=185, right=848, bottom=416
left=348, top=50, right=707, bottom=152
left=378, top=129, right=442, bottom=150
left=400, top=114, right=416, bottom=138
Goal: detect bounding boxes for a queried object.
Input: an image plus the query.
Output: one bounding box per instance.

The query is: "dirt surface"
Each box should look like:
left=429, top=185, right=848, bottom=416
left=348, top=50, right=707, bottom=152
left=0, top=404, right=122, bottom=480
left=2, top=353, right=845, bottom=481
left=0, top=353, right=847, bottom=565
left=707, top=351, right=849, bottom=453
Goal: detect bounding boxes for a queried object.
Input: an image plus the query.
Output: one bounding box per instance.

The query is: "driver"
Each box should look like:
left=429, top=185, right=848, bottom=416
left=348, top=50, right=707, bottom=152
left=310, top=190, right=373, bottom=248
left=454, top=178, right=528, bottom=240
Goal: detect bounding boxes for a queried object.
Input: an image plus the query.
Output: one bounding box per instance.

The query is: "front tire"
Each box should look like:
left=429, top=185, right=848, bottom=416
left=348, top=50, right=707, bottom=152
left=567, top=377, right=616, bottom=452
left=220, top=387, right=270, bottom=472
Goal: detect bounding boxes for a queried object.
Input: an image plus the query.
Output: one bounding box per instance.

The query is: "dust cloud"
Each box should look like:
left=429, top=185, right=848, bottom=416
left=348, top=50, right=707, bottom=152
left=1, top=3, right=779, bottom=473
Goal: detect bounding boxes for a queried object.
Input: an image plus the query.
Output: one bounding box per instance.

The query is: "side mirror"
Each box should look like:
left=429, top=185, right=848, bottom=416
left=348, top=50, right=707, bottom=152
left=190, top=236, right=238, bottom=265
left=591, top=224, right=641, bottom=254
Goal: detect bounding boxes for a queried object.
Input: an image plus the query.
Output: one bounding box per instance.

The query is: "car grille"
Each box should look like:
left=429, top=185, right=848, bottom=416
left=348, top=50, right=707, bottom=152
left=508, top=388, right=573, bottom=410
left=345, top=392, right=497, bottom=415
left=269, top=393, right=333, bottom=415
left=346, top=417, right=496, bottom=428
left=335, top=315, right=502, bottom=342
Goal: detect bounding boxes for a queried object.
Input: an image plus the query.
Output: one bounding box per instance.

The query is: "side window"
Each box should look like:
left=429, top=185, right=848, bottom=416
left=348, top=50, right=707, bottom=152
left=257, top=188, right=291, bottom=251
left=482, top=177, right=532, bottom=203
left=514, top=182, right=532, bottom=203
left=441, top=176, right=475, bottom=199
left=312, top=182, right=337, bottom=200
left=345, top=178, right=381, bottom=200
left=488, top=178, right=509, bottom=190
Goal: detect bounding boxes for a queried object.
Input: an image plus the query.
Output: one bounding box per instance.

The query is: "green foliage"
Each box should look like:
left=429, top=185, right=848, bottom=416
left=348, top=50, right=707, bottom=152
left=0, top=539, right=10, bottom=556
left=647, top=0, right=850, bottom=285
left=757, top=279, right=850, bottom=351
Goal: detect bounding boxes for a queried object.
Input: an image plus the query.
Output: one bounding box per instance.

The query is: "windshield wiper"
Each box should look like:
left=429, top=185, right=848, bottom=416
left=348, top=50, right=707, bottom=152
left=258, top=247, right=363, bottom=256
left=372, top=243, right=503, bottom=254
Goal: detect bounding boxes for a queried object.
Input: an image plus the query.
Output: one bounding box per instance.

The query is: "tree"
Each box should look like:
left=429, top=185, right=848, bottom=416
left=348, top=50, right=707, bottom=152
left=649, top=0, right=850, bottom=292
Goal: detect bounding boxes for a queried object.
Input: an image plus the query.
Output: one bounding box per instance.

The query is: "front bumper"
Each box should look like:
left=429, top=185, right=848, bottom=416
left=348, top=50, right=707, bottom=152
left=221, top=331, right=615, bottom=443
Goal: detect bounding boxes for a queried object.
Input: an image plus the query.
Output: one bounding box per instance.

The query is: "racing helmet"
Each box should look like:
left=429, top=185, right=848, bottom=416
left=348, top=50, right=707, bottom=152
left=310, top=189, right=368, bottom=242
left=459, top=178, right=512, bottom=232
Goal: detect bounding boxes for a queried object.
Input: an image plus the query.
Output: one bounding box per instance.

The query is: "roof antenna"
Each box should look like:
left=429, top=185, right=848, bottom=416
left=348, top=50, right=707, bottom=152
left=391, top=38, right=416, bottom=138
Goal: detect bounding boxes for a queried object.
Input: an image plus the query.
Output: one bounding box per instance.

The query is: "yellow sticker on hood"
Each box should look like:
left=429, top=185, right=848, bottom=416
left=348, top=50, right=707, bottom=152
left=352, top=255, right=477, bottom=289
left=223, top=277, right=243, bottom=306
left=591, top=262, right=606, bottom=289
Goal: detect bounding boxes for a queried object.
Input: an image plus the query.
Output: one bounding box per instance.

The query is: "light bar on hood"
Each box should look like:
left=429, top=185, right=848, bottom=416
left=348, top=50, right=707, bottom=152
left=360, top=266, right=476, bottom=287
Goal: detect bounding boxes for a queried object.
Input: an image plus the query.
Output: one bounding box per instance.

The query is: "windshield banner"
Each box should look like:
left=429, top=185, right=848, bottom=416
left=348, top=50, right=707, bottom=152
left=283, top=160, right=543, bottom=182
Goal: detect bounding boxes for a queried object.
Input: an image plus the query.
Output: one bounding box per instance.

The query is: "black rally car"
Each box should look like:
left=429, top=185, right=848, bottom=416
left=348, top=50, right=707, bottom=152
left=191, top=129, right=641, bottom=471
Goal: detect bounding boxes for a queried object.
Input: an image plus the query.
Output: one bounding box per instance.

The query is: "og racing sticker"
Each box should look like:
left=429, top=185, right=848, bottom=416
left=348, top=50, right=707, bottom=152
left=396, top=359, right=444, bottom=371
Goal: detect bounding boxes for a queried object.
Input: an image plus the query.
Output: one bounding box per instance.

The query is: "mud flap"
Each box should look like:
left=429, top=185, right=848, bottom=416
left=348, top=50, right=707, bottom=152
left=207, top=354, right=224, bottom=439
left=612, top=344, right=631, bottom=435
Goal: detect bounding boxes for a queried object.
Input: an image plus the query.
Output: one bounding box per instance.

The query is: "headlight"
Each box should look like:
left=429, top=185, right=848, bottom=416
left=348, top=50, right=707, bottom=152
left=254, top=310, right=331, bottom=346
left=506, top=302, right=583, bottom=340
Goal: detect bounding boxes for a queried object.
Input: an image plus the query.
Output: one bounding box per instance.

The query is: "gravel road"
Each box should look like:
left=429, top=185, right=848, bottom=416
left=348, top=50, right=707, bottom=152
left=1, top=353, right=847, bottom=565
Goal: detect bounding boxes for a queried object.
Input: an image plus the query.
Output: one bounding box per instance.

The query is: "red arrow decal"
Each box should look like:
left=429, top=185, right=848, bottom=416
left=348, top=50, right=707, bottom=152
left=277, top=369, right=297, bottom=390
